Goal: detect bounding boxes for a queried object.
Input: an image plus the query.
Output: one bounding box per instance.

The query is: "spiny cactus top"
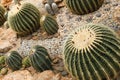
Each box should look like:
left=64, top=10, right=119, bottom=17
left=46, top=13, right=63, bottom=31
left=8, top=2, right=40, bottom=36
left=40, top=14, right=59, bottom=35
left=29, top=45, right=53, bottom=72
left=63, top=23, right=120, bottom=80
left=0, top=4, right=6, bottom=26
left=65, top=0, right=104, bottom=15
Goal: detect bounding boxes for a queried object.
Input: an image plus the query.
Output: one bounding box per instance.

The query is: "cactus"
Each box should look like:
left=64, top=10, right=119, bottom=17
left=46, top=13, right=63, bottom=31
left=45, top=0, right=59, bottom=15
left=6, top=51, right=22, bottom=71
left=63, top=23, right=120, bottom=80
left=29, top=45, right=53, bottom=72
left=0, top=4, right=6, bottom=26
left=65, top=0, right=104, bottom=15
left=22, top=56, right=31, bottom=68
left=8, top=2, right=40, bottom=36
left=0, top=56, right=5, bottom=65
left=0, top=67, right=8, bottom=75
left=40, top=15, right=59, bottom=35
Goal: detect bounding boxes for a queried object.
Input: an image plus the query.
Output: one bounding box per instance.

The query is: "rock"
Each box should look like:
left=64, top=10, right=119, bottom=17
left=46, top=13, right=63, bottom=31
left=0, top=40, right=12, bottom=53
left=2, top=70, right=33, bottom=80
left=33, top=70, right=55, bottom=80
left=1, top=0, right=12, bottom=7
left=43, top=0, right=63, bottom=4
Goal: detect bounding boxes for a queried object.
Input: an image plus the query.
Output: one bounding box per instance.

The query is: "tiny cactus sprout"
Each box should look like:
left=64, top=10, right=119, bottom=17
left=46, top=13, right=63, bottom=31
left=0, top=4, right=6, bottom=26
left=63, top=23, right=120, bottom=80
left=29, top=45, right=53, bottom=72
left=45, top=3, right=55, bottom=15
left=6, top=51, right=22, bottom=71
left=22, top=56, right=31, bottom=68
left=0, top=67, right=8, bottom=75
left=40, top=15, right=59, bottom=35
left=8, top=2, right=40, bottom=36
left=65, top=0, right=104, bottom=15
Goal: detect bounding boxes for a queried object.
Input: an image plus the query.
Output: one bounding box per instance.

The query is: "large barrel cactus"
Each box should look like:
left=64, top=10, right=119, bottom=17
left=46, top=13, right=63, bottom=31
left=40, top=15, right=59, bottom=35
left=0, top=4, right=6, bottom=26
left=6, top=51, right=22, bottom=71
left=8, top=2, right=40, bottom=36
left=29, top=45, right=53, bottom=72
left=65, top=0, right=104, bottom=15
left=63, top=23, right=120, bottom=80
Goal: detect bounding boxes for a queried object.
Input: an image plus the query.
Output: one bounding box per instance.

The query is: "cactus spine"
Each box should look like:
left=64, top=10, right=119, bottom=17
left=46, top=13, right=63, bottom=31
left=6, top=51, right=22, bottom=71
left=65, top=0, right=104, bottom=15
left=0, top=4, right=6, bottom=26
left=29, top=45, right=53, bottom=72
left=40, top=15, right=59, bottom=35
left=63, top=23, right=120, bottom=80
left=8, top=2, right=40, bottom=36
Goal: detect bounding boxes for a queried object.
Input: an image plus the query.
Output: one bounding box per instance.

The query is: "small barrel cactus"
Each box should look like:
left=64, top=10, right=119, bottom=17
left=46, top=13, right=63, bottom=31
left=63, top=23, right=120, bottom=80
left=0, top=56, right=6, bottom=65
left=0, top=67, right=8, bottom=75
left=65, top=0, right=104, bottom=15
left=40, top=15, right=59, bottom=35
left=6, top=51, right=22, bottom=71
left=22, top=56, right=31, bottom=68
left=29, top=45, right=53, bottom=72
left=8, top=2, right=40, bottom=36
left=0, top=4, right=6, bottom=26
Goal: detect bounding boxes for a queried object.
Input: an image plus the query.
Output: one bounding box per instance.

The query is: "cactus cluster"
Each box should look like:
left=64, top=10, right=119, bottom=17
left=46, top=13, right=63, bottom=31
left=40, top=15, right=59, bottom=35
left=29, top=45, right=53, bottom=72
left=63, top=23, right=120, bottom=80
left=8, top=2, right=40, bottom=36
left=45, top=0, right=59, bottom=15
left=0, top=4, right=6, bottom=26
left=65, top=0, right=104, bottom=15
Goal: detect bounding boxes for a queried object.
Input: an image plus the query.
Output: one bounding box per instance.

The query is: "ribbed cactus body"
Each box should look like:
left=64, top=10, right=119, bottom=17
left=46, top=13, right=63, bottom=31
left=63, top=23, right=120, bottom=80
left=0, top=5, right=6, bottom=26
left=40, top=15, right=59, bottom=35
left=6, top=51, right=22, bottom=71
left=29, top=45, right=53, bottom=72
left=65, top=0, right=104, bottom=15
left=8, top=3, right=40, bottom=36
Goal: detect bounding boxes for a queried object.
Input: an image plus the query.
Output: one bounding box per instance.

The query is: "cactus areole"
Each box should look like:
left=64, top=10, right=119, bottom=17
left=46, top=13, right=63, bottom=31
left=8, top=2, right=40, bottom=36
left=63, top=23, right=120, bottom=80
left=65, top=0, right=104, bottom=15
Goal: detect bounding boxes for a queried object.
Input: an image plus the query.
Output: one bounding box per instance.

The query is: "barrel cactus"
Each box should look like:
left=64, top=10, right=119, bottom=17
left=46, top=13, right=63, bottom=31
left=0, top=4, right=6, bottom=26
left=0, top=56, right=5, bottom=65
left=8, top=2, right=40, bottom=36
left=63, top=23, right=120, bottom=80
left=40, top=15, right=59, bottom=35
left=29, top=45, right=53, bottom=72
left=6, top=51, right=22, bottom=71
left=22, top=56, right=31, bottom=68
left=65, top=0, right=104, bottom=15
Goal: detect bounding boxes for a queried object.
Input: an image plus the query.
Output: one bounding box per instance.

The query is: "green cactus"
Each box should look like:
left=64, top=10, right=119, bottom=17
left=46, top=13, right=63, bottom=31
left=65, top=0, right=104, bottom=15
left=6, top=51, right=22, bottom=71
left=63, top=23, right=120, bottom=80
left=0, top=67, right=8, bottom=75
left=29, top=45, right=53, bottom=72
left=40, top=15, right=59, bottom=35
left=0, top=4, right=6, bottom=26
left=22, top=56, right=31, bottom=68
left=0, top=56, right=6, bottom=65
left=8, top=2, right=40, bottom=36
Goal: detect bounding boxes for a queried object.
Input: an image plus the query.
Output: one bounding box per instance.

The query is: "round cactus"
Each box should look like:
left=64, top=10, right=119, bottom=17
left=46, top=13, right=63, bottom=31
left=65, top=0, right=104, bottom=15
left=22, top=56, right=31, bottom=68
left=0, top=4, right=6, bottom=26
left=29, top=45, right=53, bottom=72
left=6, top=51, right=22, bottom=71
left=40, top=15, right=59, bottom=35
left=63, top=23, right=120, bottom=80
left=8, top=2, right=40, bottom=36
